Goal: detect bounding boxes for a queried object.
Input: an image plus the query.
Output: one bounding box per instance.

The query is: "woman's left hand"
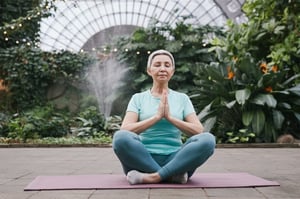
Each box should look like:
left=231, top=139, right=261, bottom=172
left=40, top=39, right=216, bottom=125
left=162, top=89, right=204, bottom=135
left=161, top=89, right=171, bottom=119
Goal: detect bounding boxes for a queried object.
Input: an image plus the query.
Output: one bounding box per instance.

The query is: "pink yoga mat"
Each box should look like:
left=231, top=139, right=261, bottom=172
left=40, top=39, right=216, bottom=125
left=24, top=172, right=279, bottom=191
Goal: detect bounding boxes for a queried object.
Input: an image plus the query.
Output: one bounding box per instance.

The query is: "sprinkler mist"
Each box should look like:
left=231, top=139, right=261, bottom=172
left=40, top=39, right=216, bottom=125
left=87, top=52, right=127, bottom=117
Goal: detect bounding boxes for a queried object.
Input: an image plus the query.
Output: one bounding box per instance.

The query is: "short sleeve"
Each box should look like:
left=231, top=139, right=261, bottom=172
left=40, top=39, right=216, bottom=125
left=183, top=94, right=195, bottom=118
left=126, top=94, right=140, bottom=113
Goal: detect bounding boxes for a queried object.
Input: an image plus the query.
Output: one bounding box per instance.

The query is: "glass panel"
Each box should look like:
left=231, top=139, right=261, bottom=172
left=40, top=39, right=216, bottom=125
left=39, top=0, right=245, bottom=51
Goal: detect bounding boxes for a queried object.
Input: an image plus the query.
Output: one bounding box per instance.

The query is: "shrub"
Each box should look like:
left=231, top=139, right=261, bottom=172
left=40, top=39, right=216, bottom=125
left=7, top=105, right=70, bottom=142
left=0, top=46, right=94, bottom=112
left=193, top=0, right=300, bottom=142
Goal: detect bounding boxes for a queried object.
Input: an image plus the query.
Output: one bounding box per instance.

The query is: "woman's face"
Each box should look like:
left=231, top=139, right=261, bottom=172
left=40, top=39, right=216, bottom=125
left=147, top=54, right=175, bottom=83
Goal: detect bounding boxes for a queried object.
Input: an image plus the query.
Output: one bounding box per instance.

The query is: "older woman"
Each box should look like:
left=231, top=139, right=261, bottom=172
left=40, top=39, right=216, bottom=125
left=112, top=49, right=215, bottom=185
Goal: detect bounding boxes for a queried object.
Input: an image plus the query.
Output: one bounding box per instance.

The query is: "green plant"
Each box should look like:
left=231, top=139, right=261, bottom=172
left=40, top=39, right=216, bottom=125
left=114, top=18, right=224, bottom=114
left=225, top=129, right=255, bottom=144
left=193, top=0, right=300, bottom=142
left=27, top=105, right=70, bottom=138
left=70, top=106, right=106, bottom=138
left=0, top=46, right=94, bottom=111
left=104, top=115, right=122, bottom=135
left=3, top=105, right=113, bottom=143
left=7, top=105, right=70, bottom=142
left=0, top=0, right=56, bottom=48
left=7, top=113, right=38, bottom=143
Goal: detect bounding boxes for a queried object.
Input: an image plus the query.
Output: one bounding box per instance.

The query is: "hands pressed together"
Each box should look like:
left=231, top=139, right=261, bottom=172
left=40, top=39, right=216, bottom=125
left=156, top=89, right=171, bottom=120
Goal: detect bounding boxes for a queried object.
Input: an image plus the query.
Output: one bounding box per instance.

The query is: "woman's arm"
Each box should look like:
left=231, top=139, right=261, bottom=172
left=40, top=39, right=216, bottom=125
left=161, top=91, right=203, bottom=135
left=120, top=111, right=160, bottom=134
left=166, top=112, right=204, bottom=136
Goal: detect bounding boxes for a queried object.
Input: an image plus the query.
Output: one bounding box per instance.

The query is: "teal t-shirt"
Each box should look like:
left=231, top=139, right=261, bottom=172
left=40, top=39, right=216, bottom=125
left=126, top=89, right=195, bottom=155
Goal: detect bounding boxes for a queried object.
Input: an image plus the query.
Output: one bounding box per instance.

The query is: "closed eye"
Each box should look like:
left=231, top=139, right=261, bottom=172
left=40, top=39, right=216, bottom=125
left=153, top=62, right=172, bottom=67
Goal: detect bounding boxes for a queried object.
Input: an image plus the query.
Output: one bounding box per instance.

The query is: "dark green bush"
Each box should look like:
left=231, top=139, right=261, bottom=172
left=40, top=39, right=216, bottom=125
left=7, top=105, right=70, bottom=142
left=0, top=46, right=94, bottom=112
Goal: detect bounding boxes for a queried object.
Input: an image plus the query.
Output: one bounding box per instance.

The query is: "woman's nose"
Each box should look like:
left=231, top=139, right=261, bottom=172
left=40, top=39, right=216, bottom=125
left=159, top=65, right=167, bottom=70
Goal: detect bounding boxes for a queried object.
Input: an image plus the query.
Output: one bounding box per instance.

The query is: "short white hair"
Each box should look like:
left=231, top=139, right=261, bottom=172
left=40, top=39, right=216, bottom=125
left=147, top=49, right=175, bottom=68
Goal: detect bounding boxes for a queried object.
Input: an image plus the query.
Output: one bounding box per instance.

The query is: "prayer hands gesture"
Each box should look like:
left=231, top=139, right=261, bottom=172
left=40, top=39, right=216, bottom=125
left=156, top=89, right=171, bottom=120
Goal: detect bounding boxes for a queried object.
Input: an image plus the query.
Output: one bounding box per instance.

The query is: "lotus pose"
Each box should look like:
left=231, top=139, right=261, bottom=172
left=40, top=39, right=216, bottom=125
left=113, top=49, right=215, bottom=185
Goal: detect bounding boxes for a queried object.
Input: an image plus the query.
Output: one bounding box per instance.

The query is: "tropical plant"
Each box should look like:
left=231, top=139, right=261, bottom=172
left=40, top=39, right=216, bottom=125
left=104, top=115, right=122, bottom=135
left=70, top=106, right=106, bottom=138
left=193, top=0, right=300, bottom=143
left=69, top=107, right=121, bottom=141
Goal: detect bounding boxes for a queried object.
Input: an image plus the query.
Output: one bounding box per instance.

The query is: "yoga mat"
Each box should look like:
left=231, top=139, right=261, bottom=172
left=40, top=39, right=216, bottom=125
left=24, top=172, right=279, bottom=191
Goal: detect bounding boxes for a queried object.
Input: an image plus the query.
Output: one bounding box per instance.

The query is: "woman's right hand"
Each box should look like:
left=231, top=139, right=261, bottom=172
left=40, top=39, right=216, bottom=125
left=156, top=89, right=169, bottom=119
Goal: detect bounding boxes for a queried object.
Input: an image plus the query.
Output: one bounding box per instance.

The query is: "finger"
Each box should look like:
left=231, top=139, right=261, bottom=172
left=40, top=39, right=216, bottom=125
left=157, top=99, right=165, bottom=118
left=161, top=93, right=166, bottom=105
left=162, top=90, right=169, bottom=116
left=162, top=89, right=168, bottom=104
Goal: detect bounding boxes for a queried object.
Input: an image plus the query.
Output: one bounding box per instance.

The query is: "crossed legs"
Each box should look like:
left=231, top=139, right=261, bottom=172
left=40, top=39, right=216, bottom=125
left=112, top=130, right=215, bottom=184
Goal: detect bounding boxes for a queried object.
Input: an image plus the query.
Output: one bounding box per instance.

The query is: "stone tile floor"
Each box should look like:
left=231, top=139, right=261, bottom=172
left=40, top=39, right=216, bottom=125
left=0, top=147, right=299, bottom=199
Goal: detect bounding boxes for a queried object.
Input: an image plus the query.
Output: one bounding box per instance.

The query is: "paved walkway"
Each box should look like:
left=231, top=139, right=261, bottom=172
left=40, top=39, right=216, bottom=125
left=0, top=147, right=299, bottom=199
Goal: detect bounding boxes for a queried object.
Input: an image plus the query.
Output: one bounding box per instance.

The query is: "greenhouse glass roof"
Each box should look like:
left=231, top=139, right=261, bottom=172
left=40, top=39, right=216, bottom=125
left=39, top=0, right=246, bottom=52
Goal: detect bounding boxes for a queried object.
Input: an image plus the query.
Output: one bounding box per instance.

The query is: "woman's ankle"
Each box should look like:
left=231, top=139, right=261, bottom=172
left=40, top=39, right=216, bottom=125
left=127, top=171, right=161, bottom=184
left=143, top=173, right=161, bottom=184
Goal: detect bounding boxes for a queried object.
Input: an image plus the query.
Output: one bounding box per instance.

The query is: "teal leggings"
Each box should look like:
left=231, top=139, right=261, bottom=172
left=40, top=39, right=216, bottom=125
left=112, top=130, right=215, bottom=180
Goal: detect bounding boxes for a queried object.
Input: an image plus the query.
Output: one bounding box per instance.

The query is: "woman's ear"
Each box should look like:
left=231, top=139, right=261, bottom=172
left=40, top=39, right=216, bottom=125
left=147, top=67, right=152, bottom=76
left=170, top=68, right=175, bottom=76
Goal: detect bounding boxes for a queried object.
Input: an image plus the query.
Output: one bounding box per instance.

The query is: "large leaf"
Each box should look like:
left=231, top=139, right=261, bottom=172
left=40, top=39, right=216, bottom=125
left=252, top=110, right=265, bottom=134
left=272, top=110, right=284, bottom=130
left=225, top=100, right=236, bottom=109
left=242, top=111, right=253, bottom=126
left=287, top=84, right=300, bottom=96
left=202, top=117, right=217, bottom=132
left=278, top=102, right=291, bottom=109
left=198, top=103, right=212, bottom=120
left=294, top=113, right=300, bottom=121
left=251, top=94, right=277, bottom=108
left=282, top=74, right=300, bottom=86
left=235, top=88, right=251, bottom=105
left=206, top=67, right=225, bottom=82
left=258, top=71, right=285, bottom=88
left=264, top=122, right=277, bottom=142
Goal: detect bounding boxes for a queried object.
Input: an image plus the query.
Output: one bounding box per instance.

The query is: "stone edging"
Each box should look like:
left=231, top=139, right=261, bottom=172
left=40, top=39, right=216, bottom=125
left=0, top=143, right=112, bottom=148
left=216, top=143, right=300, bottom=148
left=0, top=143, right=300, bottom=148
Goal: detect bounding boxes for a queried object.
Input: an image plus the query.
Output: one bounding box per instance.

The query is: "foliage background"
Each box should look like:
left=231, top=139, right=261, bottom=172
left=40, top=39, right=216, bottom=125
left=0, top=0, right=55, bottom=49
left=114, top=0, right=300, bottom=143
left=194, top=0, right=300, bottom=143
